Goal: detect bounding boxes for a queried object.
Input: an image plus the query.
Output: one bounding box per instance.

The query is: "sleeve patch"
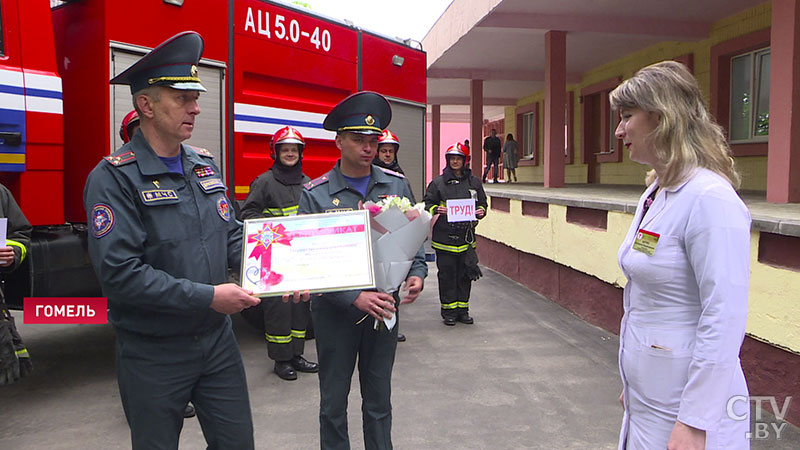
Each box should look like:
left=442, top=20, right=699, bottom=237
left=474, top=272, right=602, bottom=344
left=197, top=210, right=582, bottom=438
left=91, top=204, right=115, bottom=238
left=217, top=196, right=231, bottom=222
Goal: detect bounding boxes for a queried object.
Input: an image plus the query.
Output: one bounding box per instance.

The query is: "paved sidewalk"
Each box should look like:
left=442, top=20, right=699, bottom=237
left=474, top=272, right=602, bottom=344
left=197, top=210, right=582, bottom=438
left=1, top=264, right=797, bottom=449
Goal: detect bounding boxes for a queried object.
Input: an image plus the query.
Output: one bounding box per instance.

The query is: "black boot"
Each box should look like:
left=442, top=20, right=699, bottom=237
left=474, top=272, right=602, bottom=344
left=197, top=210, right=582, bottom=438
left=184, top=404, right=196, bottom=418
left=290, top=355, right=318, bottom=373
left=274, top=361, right=298, bottom=380
left=457, top=312, right=474, bottom=324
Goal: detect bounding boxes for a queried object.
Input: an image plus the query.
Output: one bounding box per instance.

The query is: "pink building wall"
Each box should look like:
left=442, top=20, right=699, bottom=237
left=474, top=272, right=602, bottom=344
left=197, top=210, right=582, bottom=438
left=426, top=121, right=470, bottom=185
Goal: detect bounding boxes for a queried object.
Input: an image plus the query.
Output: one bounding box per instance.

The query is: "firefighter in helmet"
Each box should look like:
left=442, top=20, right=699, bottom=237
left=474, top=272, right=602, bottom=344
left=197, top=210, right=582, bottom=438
left=239, top=125, right=318, bottom=380
left=372, top=128, right=410, bottom=342
left=119, top=110, right=140, bottom=143
left=373, top=129, right=404, bottom=174
left=424, top=142, right=487, bottom=326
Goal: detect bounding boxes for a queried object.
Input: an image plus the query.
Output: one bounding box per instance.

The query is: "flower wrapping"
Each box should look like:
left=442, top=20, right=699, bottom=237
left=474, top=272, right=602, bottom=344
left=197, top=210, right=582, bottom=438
left=364, top=196, right=431, bottom=294
left=363, top=196, right=432, bottom=330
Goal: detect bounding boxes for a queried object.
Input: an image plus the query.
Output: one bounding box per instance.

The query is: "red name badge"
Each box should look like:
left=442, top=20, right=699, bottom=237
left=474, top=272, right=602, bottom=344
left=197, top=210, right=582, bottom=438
left=23, top=298, right=107, bottom=324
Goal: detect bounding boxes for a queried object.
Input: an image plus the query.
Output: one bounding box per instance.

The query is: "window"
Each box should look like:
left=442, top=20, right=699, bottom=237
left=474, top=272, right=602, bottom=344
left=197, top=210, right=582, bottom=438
left=581, top=78, right=622, bottom=165
left=608, top=101, right=618, bottom=153
left=710, top=29, right=770, bottom=157
left=515, top=102, right=539, bottom=165
left=565, top=91, right=574, bottom=164
left=729, top=47, right=770, bottom=142
left=522, top=112, right=535, bottom=158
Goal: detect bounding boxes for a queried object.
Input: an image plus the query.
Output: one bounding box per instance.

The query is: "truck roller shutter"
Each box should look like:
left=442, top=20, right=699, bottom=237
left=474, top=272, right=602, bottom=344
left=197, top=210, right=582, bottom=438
left=110, top=48, right=227, bottom=181
left=387, top=99, right=425, bottom=201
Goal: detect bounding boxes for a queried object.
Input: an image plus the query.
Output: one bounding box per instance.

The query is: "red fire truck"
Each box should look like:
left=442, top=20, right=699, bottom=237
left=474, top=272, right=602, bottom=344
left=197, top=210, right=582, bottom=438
left=0, top=0, right=427, bottom=307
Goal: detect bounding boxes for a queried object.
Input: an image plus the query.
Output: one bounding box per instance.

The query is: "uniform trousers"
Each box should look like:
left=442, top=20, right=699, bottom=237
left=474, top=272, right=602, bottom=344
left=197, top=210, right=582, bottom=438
left=312, top=293, right=400, bottom=450
left=115, top=319, right=254, bottom=450
left=435, top=249, right=472, bottom=319
left=262, top=296, right=310, bottom=362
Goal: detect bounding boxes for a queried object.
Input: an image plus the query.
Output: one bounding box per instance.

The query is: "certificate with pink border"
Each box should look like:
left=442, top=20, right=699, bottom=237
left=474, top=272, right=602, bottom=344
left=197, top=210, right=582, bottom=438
left=240, top=210, right=375, bottom=296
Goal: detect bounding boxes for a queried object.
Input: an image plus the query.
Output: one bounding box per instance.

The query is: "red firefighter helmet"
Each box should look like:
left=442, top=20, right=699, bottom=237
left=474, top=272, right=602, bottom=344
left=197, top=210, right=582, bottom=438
left=269, top=126, right=305, bottom=160
left=119, top=110, right=140, bottom=143
left=445, top=142, right=470, bottom=160
left=378, top=129, right=400, bottom=148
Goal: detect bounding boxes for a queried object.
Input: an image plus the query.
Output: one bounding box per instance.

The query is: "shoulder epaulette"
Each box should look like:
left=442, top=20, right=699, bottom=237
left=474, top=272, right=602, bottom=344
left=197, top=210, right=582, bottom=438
left=377, top=166, right=405, bottom=178
left=104, top=151, right=136, bottom=167
left=187, top=145, right=214, bottom=158
left=304, top=175, right=329, bottom=190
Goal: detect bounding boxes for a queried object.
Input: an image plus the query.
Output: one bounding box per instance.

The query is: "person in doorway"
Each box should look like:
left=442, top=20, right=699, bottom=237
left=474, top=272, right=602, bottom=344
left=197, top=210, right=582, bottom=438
left=424, top=142, right=487, bottom=326
left=502, top=133, right=520, bottom=182
left=239, top=126, right=317, bottom=380
left=299, top=91, right=427, bottom=450
left=482, top=129, right=501, bottom=183
left=84, top=32, right=271, bottom=449
left=611, top=60, right=750, bottom=450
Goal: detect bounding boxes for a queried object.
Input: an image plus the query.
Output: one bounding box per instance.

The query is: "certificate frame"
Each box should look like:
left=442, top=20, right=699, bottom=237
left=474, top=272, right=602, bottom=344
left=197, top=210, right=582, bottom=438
left=240, top=209, right=375, bottom=296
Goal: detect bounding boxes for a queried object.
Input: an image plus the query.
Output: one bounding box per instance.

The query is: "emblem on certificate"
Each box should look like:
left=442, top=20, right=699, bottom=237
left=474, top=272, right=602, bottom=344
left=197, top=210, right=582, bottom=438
left=241, top=210, right=375, bottom=296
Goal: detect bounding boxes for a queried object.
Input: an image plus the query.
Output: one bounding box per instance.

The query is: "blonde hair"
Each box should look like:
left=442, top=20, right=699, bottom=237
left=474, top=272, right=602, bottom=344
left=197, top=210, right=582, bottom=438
left=609, top=61, right=740, bottom=189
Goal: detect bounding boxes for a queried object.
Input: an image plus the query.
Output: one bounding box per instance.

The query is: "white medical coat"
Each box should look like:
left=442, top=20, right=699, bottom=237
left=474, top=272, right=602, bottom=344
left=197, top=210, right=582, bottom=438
left=617, top=168, right=751, bottom=449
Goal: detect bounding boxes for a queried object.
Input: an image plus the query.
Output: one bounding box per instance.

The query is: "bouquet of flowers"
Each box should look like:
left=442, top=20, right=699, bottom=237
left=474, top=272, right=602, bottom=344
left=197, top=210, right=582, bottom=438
left=363, top=196, right=432, bottom=330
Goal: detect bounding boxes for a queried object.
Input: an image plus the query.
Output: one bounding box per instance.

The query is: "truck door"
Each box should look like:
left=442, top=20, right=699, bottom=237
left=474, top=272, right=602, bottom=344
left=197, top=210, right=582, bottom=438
left=0, top=0, right=26, bottom=174
left=109, top=46, right=227, bottom=181
left=386, top=99, right=426, bottom=201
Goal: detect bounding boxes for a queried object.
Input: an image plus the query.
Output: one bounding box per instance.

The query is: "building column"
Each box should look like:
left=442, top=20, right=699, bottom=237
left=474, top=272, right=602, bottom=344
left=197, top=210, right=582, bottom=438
left=544, top=30, right=566, bottom=188
left=768, top=0, right=800, bottom=203
left=431, top=104, right=441, bottom=177
left=470, top=79, right=484, bottom=174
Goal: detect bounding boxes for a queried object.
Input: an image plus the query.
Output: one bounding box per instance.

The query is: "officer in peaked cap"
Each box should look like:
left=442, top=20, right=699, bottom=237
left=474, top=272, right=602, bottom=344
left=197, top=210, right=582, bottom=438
left=321, top=90, right=392, bottom=134
left=85, top=31, right=266, bottom=450
left=299, top=91, right=428, bottom=449
left=110, top=31, right=207, bottom=93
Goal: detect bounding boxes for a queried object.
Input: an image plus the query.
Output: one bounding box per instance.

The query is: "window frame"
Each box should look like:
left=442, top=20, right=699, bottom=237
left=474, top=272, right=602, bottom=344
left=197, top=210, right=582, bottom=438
left=516, top=102, right=540, bottom=166
left=580, top=77, right=622, bottom=164
left=711, top=29, right=771, bottom=157
left=565, top=90, right=574, bottom=165
left=728, top=47, right=771, bottom=144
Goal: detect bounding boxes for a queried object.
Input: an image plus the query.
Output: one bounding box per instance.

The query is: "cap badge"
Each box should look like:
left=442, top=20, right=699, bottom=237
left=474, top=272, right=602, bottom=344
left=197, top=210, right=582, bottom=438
left=191, top=65, right=199, bottom=78
left=365, top=115, right=375, bottom=126
left=332, top=198, right=340, bottom=206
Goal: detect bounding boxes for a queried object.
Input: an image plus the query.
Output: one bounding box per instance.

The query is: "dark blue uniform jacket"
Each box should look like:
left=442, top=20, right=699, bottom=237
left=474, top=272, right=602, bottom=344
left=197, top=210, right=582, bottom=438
left=83, top=132, right=241, bottom=337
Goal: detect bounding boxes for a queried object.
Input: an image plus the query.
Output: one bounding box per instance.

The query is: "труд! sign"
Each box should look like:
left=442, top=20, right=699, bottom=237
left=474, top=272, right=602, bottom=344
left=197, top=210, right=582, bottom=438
left=446, top=199, right=476, bottom=222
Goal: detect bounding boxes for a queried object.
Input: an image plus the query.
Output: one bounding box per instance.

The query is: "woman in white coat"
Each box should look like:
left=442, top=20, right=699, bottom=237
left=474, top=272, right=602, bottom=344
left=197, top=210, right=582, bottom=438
left=610, top=61, right=751, bottom=450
